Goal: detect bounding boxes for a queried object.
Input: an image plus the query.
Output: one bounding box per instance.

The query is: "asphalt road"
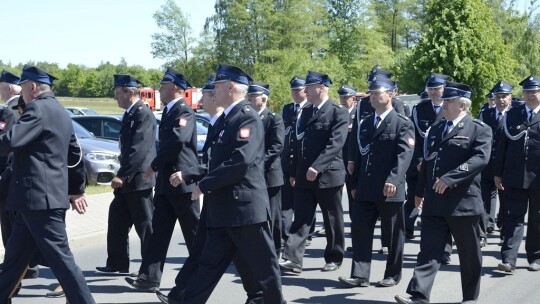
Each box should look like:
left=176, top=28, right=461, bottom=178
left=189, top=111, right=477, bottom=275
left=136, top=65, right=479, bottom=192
left=9, top=201, right=540, bottom=304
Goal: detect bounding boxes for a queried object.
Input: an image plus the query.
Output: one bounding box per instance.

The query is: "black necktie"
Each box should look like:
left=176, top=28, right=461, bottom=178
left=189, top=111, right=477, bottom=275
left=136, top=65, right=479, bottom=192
left=162, top=106, right=169, bottom=118
left=497, top=111, right=502, bottom=121
left=122, top=110, right=130, bottom=125
left=530, top=110, right=536, bottom=122
left=374, top=116, right=381, bottom=128
left=433, top=104, right=441, bottom=113
left=313, top=107, right=319, bottom=115
left=294, top=103, right=300, bottom=114
left=443, top=121, right=453, bottom=137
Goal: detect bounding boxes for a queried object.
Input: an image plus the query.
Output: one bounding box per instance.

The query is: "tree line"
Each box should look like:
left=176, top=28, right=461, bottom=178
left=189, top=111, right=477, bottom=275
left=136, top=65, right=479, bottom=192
left=2, top=0, right=539, bottom=113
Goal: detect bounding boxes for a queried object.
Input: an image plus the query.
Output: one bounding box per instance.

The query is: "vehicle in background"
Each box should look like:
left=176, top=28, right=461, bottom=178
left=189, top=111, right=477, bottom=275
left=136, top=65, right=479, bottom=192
left=72, top=120, right=120, bottom=185
left=72, top=114, right=210, bottom=164
left=138, top=87, right=201, bottom=111
left=66, top=106, right=99, bottom=116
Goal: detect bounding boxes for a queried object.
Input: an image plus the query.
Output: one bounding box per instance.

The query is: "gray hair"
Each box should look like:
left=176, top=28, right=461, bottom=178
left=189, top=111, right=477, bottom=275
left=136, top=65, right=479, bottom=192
left=233, top=82, right=248, bottom=96
left=458, top=97, right=472, bottom=112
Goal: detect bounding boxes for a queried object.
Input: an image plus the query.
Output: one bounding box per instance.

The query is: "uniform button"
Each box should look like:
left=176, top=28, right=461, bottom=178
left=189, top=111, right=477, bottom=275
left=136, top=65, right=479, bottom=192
left=439, top=148, right=442, bottom=151
left=208, top=191, right=211, bottom=194
left=436, top=167, right=439, bottom=170
left=367, top=173, right=371, bottom=176
left=525, top=157, right=528, bottom=160
left=235, top=196, right=239, bottom=199
left=368, top=163, right=371, bottom=166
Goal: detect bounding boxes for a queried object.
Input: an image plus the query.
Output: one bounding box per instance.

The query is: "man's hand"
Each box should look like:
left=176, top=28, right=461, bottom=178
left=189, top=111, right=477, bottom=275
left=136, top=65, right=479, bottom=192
left=414, top=196, right=424, bottom=208
left=169, top=171, right=184, bottom=187
left=383, top=182, right=397, bottom=197
left=143, top=167, right=155, bottom=180
left=191, top=185, right=202, bottom=201
left=347, top=162, right=355, bottom=175
left=289, top=177, right=296, bottom=188
left=69, top=194, right=88, bottom=214
left=111, top=176, right=123, bottom=189
left=416, top=161, right=422, bottom=172
left=432, top=178, right=449, bottom=194
left=306, top=167, right=319, bottom=182
left=494, top=176, right=504, bottom=191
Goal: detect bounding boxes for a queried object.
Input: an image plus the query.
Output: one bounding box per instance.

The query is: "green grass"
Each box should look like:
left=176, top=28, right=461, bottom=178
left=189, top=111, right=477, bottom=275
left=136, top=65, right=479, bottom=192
left=85, top=184, right=114, bottom=195
left=57, top=96, right=123, bottom=114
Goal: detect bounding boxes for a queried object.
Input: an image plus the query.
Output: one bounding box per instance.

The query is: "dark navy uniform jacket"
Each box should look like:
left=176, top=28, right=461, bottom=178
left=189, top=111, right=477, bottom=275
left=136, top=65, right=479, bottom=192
left=280, top=102, right=309, bottom=175
left=479, top=107, right=507, bottom=180
left=116, top=100, right=157, bottom=192
left=291, top=99, right=348, bottom=189
left=408, top=100, right=445, bottom=177
left=260, top=108, right=284, bottom=188
left=198, top=100, right=270, bottom=228
left=0, top=97, right=21, bottom=172
left=152, top=99, right=198, bottom=195
left=416, top=115, right=492, bottom=217
left=351, top=109, right=415, bottom=203
left=494, top=104, right=540, bottom=189
left=0, top=92, right=83, bottom=210
left=348, top=96, right=408, bottom=165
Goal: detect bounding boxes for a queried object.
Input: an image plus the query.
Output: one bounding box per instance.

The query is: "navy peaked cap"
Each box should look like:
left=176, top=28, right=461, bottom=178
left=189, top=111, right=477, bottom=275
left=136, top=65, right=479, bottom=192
left=425, top=73, right=450, bottom=88
left=491, top=80, right=513, bottom=94
left=113, top=74, right=143, bottom=88
left=0, top=69, right=21, bottom=84
left=368, top=66, right=392, bottom=81
left=519, top=75, right=540, bottom=91
left=201, top=74, right=216, bottom=91
left=159, top=67, right=192, bottom=90
left=19, top=65, right=57, bottom=86
left=289, top=76, right=306, bottom=89
left=338, top=85, right=357, bottom=96
left=214, top=63, right=253, bottom=85
left=440, top=81, right=472, bottom=99
left=248, top=81, right=270, bottom=96
left=368, top=75, right=396, bottom=92
left=485, top=91, right=494, bottom=99
left=305, top=71, right=332, bottom=87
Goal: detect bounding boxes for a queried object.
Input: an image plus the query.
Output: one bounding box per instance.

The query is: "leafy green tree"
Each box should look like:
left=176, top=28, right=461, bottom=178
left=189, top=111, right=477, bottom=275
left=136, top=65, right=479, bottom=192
left=398, top=0, right=518, bottom=113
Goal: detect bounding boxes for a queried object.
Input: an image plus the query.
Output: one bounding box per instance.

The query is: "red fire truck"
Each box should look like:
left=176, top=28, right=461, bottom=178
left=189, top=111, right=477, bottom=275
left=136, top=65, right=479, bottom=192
left=139, top=87, right=201, bottom=111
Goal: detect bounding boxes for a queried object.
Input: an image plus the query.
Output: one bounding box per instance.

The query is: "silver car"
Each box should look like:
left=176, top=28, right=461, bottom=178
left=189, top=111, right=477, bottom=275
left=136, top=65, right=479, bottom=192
left=72, top=120, right=120, bottom=185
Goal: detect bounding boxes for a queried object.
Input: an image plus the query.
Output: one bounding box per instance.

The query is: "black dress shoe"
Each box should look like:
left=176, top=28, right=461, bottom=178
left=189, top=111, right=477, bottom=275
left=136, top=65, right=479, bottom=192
left=279, top=260, right=302, bottom=273
left=394, top=295, right=430, bottom=304
left=479, top=237, right=487, bottom=248
left=322, top=262, right=340, bottom=272
left=487, top=226, right=495, bottom=234
left=23, top=269, right=39, bottom=279
left=338, top=276, right=369, bottom=287
left=376, top=277, right=398, bottom=287
left=156, top=290, right=181, bottom=304
left=528, top=262, right=540, bottom=271
left=378, top=247, right=389, bottom=254
left=315, top=228, right=326, bottom=237
left=405, top=231, right=415, bottom=240
left=96, top=266, right=129, bottom=274
left=305, top=239, right=312, bottom=247
left=346, top=246, right=354, bottom=252
left=497, top=262, right=515, bottom=273
left=45, top=284, right=65, bottom=298
left=125, top=277, right=160, bottom=292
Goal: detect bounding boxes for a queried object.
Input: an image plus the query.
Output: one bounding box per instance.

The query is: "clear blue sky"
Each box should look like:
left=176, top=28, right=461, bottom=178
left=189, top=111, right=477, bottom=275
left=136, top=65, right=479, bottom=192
left=0, top=0, right=216, bottom=69
left=0, top=0, right=533, bottom=70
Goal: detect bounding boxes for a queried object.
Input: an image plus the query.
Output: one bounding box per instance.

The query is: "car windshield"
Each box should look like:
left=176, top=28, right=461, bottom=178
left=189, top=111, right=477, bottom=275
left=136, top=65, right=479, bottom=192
left=72, top=120, right=95, bottom=139
left=83, top=108, right=99, bottom=115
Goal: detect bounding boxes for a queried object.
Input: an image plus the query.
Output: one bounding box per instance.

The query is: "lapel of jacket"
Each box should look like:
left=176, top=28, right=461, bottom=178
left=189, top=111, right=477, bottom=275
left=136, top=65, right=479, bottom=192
left=372, top=109, right=395, bottom=139
left=120, top=100, right=142, bottom=133
left=442, top=114, right=470, bottom=142
left=306, top=99, right=331, bottom=126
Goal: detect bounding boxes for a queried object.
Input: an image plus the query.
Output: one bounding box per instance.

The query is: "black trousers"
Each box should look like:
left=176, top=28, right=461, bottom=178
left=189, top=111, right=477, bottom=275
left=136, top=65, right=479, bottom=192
left=344, top=174, right=354, bottom=220
left=280, top=176, right=294, bottom=241
left=0, top=168, right=13, bottom=248
left=169, top=202, right=262, bottom=303
left=105, top=188, right=154, bottom=271
left=350, top=200, right=405, bottom=282
left=497, top=188, right=508, bottom=239
left=479, top=178, right=498, bottom=238
left=501, top=186, right=540, bottom=266
left=182, top=222, right=285, bottom=304
left=283, top=186, right=345, bottom=266
left=404, top=175, right=418, bottom=236
left=0, top=210, right=95, bottom=304
left=268, top=186, right=282, bottom=253
left=406, top=215, right=482, bottom=302
left=138, top=192, right=200, bottom=284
